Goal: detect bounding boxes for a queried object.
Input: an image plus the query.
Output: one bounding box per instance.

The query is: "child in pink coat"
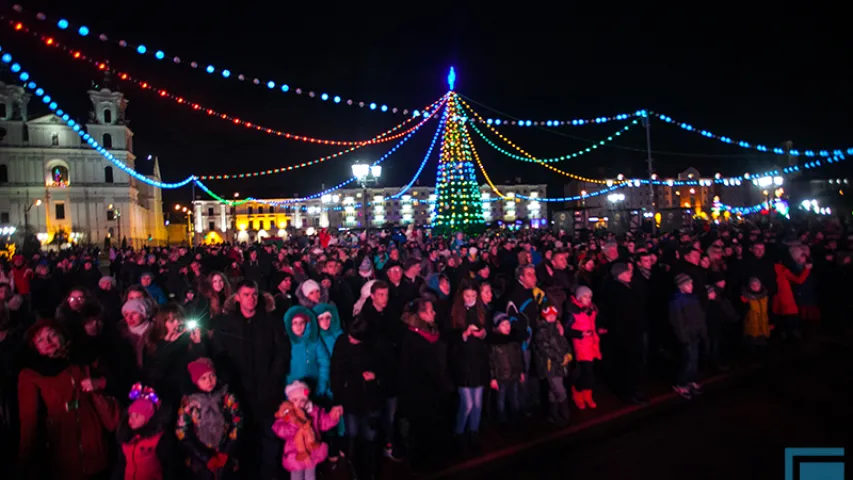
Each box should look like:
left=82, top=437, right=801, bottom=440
left=272, top=380, right=343, bottom=480
left=564, top=286, right=607, bottom=409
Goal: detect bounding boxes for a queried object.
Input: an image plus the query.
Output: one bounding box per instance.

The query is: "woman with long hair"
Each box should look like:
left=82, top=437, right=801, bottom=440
left=143, top=304, right=205, bottom=405
left=206, top=271, right=232, bottom=318
left=447, top=282, right=489, bottom=451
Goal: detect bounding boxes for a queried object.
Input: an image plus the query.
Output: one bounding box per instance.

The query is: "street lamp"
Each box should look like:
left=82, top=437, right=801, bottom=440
left=352, top=162, right=381, bottom=235
left=24, top=198, right=43, bottom=234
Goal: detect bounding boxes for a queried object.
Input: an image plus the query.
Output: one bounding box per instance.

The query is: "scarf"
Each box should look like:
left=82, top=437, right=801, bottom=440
left=402, top=312, right=440, bottom=343
left=127, top=321, right=151, bottom=338
left=637, top=266, right=652, bottom=280
left=187, top=387, right=228, bottom=449
left=279, top=401, right=321, bottom=462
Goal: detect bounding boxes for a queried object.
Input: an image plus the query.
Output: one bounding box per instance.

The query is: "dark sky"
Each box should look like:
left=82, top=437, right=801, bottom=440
left=2, top=1, right=852, bottom=207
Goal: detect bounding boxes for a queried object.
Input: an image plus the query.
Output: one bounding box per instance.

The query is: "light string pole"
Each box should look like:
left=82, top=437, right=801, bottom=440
left=351, top=163, right=381, bottom=237
left=642, top=110, right=656, bottom=234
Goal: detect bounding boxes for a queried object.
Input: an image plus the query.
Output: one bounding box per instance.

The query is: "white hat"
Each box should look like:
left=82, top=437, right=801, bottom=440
left=300, top=279, right=321, bottom=297
left=285, top=380, right=310, bottom=402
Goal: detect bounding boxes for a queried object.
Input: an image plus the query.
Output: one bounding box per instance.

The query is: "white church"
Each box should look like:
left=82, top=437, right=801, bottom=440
left=0, top=81, right=166, bottom=248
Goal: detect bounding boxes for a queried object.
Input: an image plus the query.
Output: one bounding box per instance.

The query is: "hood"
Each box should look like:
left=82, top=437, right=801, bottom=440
left=283, top=305, right=319, bottom=344
left=295, top=280, right=330, bottom=308
left=311, top=303, right=342, bottom=339
left=223, top=291, right=276, bottom=314
left=426, top=273, right=448, bottom=300
left=116, top=399, right=172, bottom=443
left=401, top=310, right=439, bottom=336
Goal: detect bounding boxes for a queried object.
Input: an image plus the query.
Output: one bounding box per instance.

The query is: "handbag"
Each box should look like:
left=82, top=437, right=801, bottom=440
left=80, top=366, right=121, bottom=432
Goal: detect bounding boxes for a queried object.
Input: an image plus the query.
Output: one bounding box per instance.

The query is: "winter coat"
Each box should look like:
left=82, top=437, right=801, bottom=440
left=295, top=281, right=330, bottom=309
left=356, top=301, right=400, bottom=398
left=564, top=296, right=602, bottom=361
left=114, top=407, right=178, bottom=480
left=284, top=305, right=331, bottom=397
left=145, top=284, right=168, bottom=305
left=312, top=303, right=343, bottom=364
left=742, top=287, right=770, bottom=338
left=175, top=385, right=242, bottom=479
left=398, top=313, right=453, bottom=417
left=505, top=284, right=545, bottom=350
left=446, top=307, right=490, bottom=387
left=487, top=330, right=524, bottom=382
left=330, top=335, right=385, bottom=415
left=668, top=292, right=709, bottom=345
left=599, top=278, right=645, bottom=354
left=772, top=263, right=810, bottom=316
left=18, top=358, right=117, bottom=479
left=272, top=404, right=339, bottom=472
left=143, top=336, right=207, bottom=406
left=210, top=294, right=290, bottom=425
left=535, top=261, right=574, bottom=317
left=532, top=319, right=572, bottom=378
left=0, top=328, right=23, bottom=471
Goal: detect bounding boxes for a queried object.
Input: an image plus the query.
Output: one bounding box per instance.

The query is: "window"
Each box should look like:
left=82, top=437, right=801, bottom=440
left=104, top=166, right=114, bottom=183
left=55, top=203, right=66, bottom=220
left=103, top=108, right=112, bottom=124
left=102, top=133, right=112, bottom=149
left=51, top=132, right=59, bottom=146
left=258, top=207, right=264, bottom=214
left=208, top=207, right=214, bottom=216
left=269, top=206, right=275, bottom=213
left=249, top=220, right=255, bottom=230
left=0, top=104, right=6, bottom=118
left=268, top=221, right=273, bottom=230
left=0, top=213, right=8, bottom=224
left=0, top=165, right=7, bottom=183
left=22, top=124, right=28, bottom=142
left=230, top=207, right=236, bottom=215
left=50, top=166, right=69, bottom=186
left=248, top=207, right=253, bottom=215
left=107, top=209, right=115, bottom=221
left=209, top=221, right=215, bottom=231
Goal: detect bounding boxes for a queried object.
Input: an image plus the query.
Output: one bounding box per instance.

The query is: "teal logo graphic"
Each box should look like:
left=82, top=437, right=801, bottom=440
left=785, top=448, right=845, bottom=480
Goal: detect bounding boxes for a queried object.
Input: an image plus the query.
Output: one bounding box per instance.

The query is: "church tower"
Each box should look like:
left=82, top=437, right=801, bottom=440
left=86, top=78, right=133, bottom=154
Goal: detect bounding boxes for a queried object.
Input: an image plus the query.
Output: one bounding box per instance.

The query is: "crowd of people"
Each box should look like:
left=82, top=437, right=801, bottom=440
left=0, top=220, right=850, bottom=479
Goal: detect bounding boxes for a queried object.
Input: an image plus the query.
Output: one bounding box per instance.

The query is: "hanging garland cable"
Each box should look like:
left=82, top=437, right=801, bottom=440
left=469, top=119, right=638, bottom=163
left=6, top=20, right=443, bottom=149
left=387, top=102, right=447, bottom=200
left=4, top=7, right=420, bottom=117
left=457, top=97, right=613, bottom=184
left=195, top=100, right=446, bottom=206
left=0, top=45, right=195, bottom=188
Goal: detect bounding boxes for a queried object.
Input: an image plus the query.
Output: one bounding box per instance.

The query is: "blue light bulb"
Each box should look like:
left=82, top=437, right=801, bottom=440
left=78, top=26, right=89, bottom=36
left=321, top=93, right=329, bottom=101
left=49, top=102, right=57, bottom=110
left=281, top=84, right=289, bottom=92
left=222, top=69, right=230, bottom=78
left=42, top=95, right=51, bottom=103
left=58, top=19, right=69, bottom=29
left=333, top=96, right=341, bottom=103
left=19, top=72, right=29, bottom=81
left=35, top=88, right=44, bottom=96
left=137, top=45, right=147, bottom=54
left=155, top=50, right=165, bottom=59
left=267, top=81, right=275, bottom=89
left=1, top=54, right=10, bottom=63
left=206, top=65, right=215, bottom=74
left=370, top=103, right=377, bottom=110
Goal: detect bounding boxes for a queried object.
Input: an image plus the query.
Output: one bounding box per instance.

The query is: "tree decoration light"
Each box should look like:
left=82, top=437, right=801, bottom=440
left=432, top=87, right=485, bottom=233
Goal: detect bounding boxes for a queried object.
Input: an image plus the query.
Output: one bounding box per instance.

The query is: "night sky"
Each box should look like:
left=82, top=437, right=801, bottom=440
left=1, top=2, right=851, bottom=208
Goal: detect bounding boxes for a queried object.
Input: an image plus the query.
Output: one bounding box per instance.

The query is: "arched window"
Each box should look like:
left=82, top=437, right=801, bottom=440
left=102, top=133, right=112, bottom=149
left=0, top=104, right=6, bottom=119
left=104, top=166, right=114, bottom=183
left=51, top=132, right=59, bottom=146
left=22, top=124, right=28, bottom=142
left=51, top=165, right=69, bottom=186
left=103, top=108, right=112, bottom=124
left=0, top=165, right=7, bottom=183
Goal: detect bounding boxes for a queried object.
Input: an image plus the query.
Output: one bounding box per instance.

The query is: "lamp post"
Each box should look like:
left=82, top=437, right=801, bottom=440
left=351, top=163, right=381, bottom=237
left=24, top=198, right=42, bottom=234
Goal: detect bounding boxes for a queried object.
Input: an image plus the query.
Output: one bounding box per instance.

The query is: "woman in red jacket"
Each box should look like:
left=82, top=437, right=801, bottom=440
left=17, top=319, right=118, bottom=480
left=773, top=246, right=812, bottom=340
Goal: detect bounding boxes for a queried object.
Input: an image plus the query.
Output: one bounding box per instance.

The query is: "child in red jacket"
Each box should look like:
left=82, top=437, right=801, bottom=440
left=115, top=384, right=177, bottom=480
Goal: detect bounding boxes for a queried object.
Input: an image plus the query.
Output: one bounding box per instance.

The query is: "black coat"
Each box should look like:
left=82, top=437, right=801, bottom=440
left=330, top=335, right=385, bottom=414
left=357, top=302, right=400, bottom=398
left=143, top=337, right=207, bottom=406
left=487, top=332, right=524, bottom=382
left=599, top=278, right=645, bottom=354
left=446, top=308, right=489, bottom=387
left=210, top=307, right=290, bottom=425
left=398, top=328, right=452, bottom=417
left=668, top=292, right=708, bottom=345
left=532, top=320, right=572, bottom=378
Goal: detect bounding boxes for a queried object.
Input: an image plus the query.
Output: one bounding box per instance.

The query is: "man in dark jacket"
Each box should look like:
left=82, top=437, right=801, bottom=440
left=210, top=280, right=290, bottom=479
left=535, top=249, right=574, bottom=317
left=669, top=274, right=708, bottom=399
left=505, top=263, right=544, bottom=414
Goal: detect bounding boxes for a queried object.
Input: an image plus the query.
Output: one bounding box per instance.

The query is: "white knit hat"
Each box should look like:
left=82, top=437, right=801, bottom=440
left=300, top=279, right=321, bottom=297
left=285, top=380, right=310, bottom=402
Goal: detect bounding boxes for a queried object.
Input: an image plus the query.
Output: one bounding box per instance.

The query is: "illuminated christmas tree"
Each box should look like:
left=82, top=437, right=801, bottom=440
left=432, top=70, right=485, bottom=233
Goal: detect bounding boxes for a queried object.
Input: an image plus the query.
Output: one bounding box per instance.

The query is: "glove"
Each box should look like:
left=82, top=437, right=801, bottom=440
left=207, top=452, right=228, bottom=471
left=562, top=353, right=573, bottom=366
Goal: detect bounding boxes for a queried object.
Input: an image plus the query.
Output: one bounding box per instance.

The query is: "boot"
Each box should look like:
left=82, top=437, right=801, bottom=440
left=548, top=401, right=561, bottom=424
left=572, top=386, right=586, bottom=410
left=558, top=400, right=571, bottom=425
left=583, top=389, right=597, bottom=409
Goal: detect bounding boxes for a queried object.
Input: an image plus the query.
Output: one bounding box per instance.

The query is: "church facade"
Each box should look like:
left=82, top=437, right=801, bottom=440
left=0, top=82, right=166, bottom=248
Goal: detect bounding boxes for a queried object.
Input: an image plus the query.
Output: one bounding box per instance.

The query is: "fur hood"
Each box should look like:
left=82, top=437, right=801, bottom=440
left=311, top=303, right=342, bottom=339
left=223, top=291, right=276, bottom=314
left=401, top=310, right=439, bottom=335
left=283, top=305, right=319, bottom=344
left=295, top=280, right=329, bottom=308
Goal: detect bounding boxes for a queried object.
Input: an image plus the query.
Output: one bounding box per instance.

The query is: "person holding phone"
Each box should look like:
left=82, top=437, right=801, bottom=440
left=143, top=304, right=206, bottom=406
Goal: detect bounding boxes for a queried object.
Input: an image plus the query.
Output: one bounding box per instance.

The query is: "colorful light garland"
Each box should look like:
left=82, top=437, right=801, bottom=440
left=473, top=112, right=640, bottom=127
left=469, top=119, right=637, bottom=163
left=5, top=7, right=421, bottom=117
left=0, top=45, right=195, bottom=189
left=652, top=112, right=853, bottom=158
left=388, top=103, right=447, bottom=200
left=7, top=20, right=443, bottom=149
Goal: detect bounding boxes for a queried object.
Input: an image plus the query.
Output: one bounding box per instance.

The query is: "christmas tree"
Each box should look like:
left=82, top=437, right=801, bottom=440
left=432, top=82, right=485, bottom=234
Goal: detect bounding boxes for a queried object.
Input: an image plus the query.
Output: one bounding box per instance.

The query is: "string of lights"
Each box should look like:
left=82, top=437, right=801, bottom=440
left=0, top=46, right=196, bottom=189
left=458, top=97, right=611, bottom=184
left=7, top=21, right=443, bottom=149
left=652, top=112, right=853, bottom=158
left=5, top=6, right=421, bottom=117
left=473, top=112, right=639, bottom=127
left=388, top=103, right=447, bottom=200
left=458, top=117, right=506, bottom=199
left=197, top=102, right=447, bottom=206
left=198, top=97, right=446, bottom=180
left=468, top=120, right=637, bottom=163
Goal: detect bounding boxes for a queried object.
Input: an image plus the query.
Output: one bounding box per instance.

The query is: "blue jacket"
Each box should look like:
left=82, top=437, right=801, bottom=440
left=145, top=284, right=168, bottom=305
left=284, top=305, right=331, bottom=397
left=312, top=302, right=345, bottom=436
